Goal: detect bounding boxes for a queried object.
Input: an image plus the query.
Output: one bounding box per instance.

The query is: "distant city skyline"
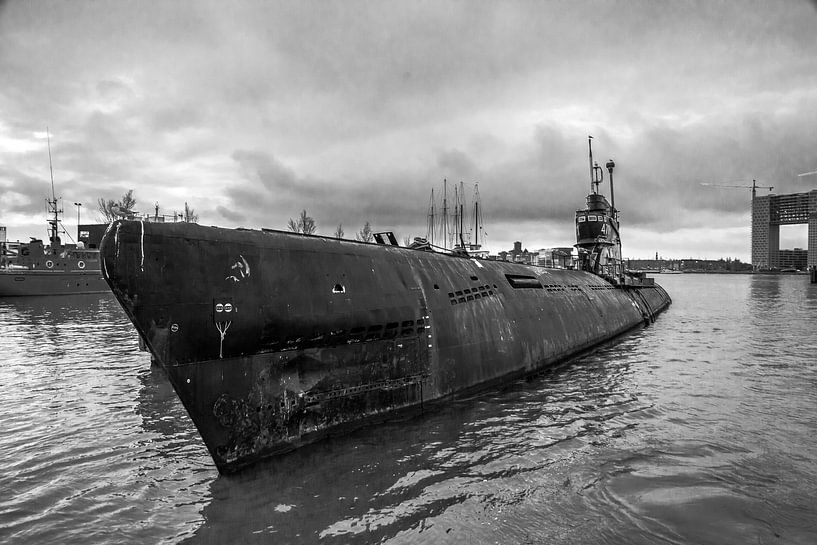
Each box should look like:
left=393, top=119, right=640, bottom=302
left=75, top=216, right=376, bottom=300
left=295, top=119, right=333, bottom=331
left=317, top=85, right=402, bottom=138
left=2, top=1, right=817, bottom=261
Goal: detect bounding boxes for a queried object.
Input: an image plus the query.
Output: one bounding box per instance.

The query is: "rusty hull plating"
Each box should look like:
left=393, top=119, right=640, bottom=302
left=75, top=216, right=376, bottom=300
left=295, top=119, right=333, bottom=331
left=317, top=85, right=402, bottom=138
left=101, top=220, right=670, bottom=472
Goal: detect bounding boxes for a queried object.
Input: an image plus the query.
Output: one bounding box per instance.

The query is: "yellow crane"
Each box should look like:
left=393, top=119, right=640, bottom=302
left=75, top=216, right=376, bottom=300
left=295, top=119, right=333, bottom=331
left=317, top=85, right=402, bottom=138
left=699, top=179, right=774, bottom=198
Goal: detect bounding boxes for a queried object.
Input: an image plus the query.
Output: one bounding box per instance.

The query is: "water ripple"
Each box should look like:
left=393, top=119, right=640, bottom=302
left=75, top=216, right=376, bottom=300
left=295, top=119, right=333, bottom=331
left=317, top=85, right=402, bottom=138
left=2, top=276, right=817, bottom=544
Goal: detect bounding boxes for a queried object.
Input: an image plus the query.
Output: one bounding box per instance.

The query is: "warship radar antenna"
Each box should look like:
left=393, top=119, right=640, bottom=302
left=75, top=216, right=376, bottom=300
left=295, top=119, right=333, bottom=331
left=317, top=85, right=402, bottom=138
left=606, top=159, right=617, bottom=219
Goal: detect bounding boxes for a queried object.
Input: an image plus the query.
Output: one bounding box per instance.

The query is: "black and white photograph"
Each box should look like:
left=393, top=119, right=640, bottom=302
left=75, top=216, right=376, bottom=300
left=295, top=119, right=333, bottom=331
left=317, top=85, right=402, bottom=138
left=1, top=1, right=816, bottom=543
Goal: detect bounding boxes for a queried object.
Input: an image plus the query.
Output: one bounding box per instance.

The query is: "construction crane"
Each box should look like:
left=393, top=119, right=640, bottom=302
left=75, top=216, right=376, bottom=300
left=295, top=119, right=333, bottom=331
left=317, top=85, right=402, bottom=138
left=699, top=179, right=773, bottom=198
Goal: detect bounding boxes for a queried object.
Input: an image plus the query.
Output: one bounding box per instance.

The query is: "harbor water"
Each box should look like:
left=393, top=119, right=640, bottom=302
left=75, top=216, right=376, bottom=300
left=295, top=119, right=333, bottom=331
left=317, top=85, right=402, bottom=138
left=1, top=274, right=815, bottom=544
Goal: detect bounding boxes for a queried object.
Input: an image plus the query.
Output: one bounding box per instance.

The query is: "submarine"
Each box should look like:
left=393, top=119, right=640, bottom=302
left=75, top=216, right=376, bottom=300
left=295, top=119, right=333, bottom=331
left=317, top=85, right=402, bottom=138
left=101, top=140, right=671, bottom=473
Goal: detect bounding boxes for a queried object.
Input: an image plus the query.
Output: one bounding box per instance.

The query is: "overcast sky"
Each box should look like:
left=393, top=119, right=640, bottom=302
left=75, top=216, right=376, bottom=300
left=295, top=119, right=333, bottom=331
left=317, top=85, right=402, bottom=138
left=2, top=0, right=817, bottom=260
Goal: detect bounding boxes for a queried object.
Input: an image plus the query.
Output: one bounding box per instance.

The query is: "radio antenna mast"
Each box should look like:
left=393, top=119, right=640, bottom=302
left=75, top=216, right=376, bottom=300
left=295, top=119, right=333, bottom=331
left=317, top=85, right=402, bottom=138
left=47, top=128, right=56, bottom=202
left=45, top=128, right=63, bottom=246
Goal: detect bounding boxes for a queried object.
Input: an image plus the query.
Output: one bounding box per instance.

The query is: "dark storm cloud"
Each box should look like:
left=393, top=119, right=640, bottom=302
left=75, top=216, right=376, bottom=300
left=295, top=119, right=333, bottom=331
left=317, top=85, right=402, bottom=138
left=218, top=127, right=596, bottom=240
left=436, top=150, right=480, bottom=181
left=221, top=148, right=434, bottom=234
left=215, top=205, right=244, bottom=223
left=616, top=106, right=817, bottom=230
left=217, top=92, right=817, bottom=244
left=0, top=164, right=53, bottom=214
left=221, top=150, right=324, bottom=227
left=231, top=150, right=303, bottom=193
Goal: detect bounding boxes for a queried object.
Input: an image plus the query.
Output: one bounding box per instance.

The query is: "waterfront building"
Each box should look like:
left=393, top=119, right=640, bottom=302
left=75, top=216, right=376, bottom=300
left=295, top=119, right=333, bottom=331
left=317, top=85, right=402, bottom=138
left=751, top=189, right=817, bottom=270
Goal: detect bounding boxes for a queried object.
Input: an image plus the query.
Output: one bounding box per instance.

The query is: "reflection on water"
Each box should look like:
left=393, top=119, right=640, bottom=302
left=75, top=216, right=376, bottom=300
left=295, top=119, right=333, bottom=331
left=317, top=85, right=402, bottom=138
left=2, top=275, right=817, bottom=544
left=186, top=345, right=650, bottom=544
left=0, top=294, right=215, bottom=545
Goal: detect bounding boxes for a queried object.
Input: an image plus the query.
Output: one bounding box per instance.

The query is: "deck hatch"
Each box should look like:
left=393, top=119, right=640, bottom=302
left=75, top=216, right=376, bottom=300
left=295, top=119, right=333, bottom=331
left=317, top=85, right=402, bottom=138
left=504, top=274, right=543, bottom=289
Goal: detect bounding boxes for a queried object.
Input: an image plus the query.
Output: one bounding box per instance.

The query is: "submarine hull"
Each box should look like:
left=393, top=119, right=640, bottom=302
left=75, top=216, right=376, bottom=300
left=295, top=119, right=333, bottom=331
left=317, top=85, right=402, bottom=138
left=101, top=220, right=670, bottom=472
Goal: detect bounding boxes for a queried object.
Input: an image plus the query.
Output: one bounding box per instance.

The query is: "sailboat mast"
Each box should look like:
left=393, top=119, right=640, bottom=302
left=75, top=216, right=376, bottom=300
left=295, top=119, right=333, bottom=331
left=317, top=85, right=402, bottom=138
left=472, top=183, right=483, bottom=250
left=474, top=200, right=479, bottom=247
left=457, top=182, right=465, bottom=249
left=426, top=188, right=436, bottom=246
left=442, top=179, right=448, bottom=250
left=452, top=183, right=458, bottom=247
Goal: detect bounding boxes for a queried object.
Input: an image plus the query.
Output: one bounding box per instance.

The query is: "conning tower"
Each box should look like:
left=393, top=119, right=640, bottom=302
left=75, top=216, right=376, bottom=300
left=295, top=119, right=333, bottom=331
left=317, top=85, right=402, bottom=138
left=575, top=136, right=623, bottom=282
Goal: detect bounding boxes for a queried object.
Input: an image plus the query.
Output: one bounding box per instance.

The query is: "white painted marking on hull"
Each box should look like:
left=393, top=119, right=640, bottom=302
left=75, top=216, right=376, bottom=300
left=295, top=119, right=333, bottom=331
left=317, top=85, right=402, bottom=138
left=139, top=220, right=145, bottom=272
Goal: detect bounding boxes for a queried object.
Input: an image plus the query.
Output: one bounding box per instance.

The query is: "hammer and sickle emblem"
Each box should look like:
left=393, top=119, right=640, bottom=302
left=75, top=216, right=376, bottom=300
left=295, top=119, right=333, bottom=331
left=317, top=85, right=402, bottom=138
left=226, top=255, right=251, bottom=282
